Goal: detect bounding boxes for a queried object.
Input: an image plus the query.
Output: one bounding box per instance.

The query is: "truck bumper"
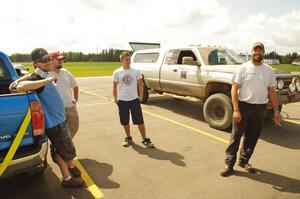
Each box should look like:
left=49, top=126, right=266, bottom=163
left=0, top=141, right=48, bottom=178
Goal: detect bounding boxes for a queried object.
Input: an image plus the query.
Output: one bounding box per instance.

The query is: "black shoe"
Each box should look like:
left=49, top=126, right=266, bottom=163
left=123, top=136, right=134, bottom=147
left=61, top=177, right=85, bottom=188
left=238, top=163, right=256, bottom=173
left=220, top=166, right=234, bottom=177
left=69, top=165, right=81, bottom=177
left=142, top=138, right=155, bottom=148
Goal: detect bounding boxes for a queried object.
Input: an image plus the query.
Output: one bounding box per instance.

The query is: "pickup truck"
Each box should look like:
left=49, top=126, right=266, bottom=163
left=0, top=51, right=48, bottom=179
left=130, top=43, right=300, bottom=130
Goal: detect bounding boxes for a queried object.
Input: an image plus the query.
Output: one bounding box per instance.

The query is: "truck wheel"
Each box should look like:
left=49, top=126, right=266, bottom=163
left=138, top=80, right=149, bottom=104
left=203, top=93, right=233, bottom=130
left=265, top=105, right=282, bottom=120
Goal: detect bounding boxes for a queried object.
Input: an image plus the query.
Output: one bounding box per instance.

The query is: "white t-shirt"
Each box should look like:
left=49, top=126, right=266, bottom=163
left=233, top=61, right=276, bottom=104
left=50, top=69, right=78, bottom=107
left=113, top=67, right=142, bottom=101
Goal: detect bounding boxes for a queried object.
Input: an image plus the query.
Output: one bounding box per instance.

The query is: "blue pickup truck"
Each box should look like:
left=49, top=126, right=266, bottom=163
left=0, top=51, right=48, bottom=178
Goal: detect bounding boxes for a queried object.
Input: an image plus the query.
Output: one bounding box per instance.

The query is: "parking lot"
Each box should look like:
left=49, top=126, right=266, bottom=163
left=1, top=76, right=300, bottom=199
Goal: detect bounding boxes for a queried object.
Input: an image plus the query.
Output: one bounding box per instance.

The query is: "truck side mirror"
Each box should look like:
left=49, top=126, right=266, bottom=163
left=182, top=56, right=199, bottom=66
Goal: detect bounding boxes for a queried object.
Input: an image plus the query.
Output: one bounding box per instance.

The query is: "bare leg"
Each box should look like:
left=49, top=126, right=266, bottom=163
left=123, top=124, right=131, bottom=137
left=55, top=154, right=71, bottom=179
left=138, top=124, right=146, bottom=139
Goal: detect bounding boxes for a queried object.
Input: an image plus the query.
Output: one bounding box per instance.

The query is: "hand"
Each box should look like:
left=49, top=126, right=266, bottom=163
left=46, top=76, right=57, bottom=83
left=273, top=113, right=282, bottom=126
left=9, top=81, right=19, bottom=92
left=114, top=98, right=118, bottom=105
left=233, top=110, right=242, bottom=123
left=139, top=96, right=143, bottom=102
left=72, top=99, right=77, bottom=104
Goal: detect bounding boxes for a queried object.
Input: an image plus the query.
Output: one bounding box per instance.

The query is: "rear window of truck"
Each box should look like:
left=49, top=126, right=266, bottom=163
left=0, top=59, right=10, bottom=80
left=133, top=53, right=159, bottom=63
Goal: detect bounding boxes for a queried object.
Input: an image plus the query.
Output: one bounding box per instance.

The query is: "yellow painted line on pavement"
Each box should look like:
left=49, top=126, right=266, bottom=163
left=142, top=110, right=229, bottom=144
left=74, top=158, right=104, bottom=199
left=284, top=119, right=300, bottom=125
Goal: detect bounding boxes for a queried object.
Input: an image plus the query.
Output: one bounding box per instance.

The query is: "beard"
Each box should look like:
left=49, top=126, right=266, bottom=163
left=252, top=54, right=263, bottom=63
left=56, top=65, right=63, bottom=69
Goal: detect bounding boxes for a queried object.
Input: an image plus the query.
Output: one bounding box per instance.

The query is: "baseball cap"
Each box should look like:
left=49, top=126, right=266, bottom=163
left=252, top=42, right=265, bottom=52
left=49, top=52, right=65, bottom=60
left=31, top=48, right=50, bottom=63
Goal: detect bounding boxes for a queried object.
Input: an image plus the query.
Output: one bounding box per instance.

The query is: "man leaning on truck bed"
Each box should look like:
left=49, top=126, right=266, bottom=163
left=9, top=48, right=84, bottom=188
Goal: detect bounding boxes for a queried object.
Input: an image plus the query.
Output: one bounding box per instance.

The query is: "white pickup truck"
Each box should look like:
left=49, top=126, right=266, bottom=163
left=130, top=43, right=300, bottom=130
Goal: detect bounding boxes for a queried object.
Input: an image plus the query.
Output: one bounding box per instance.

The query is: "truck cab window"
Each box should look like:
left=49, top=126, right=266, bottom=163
left=133, top=53, right=159, bottom=63
left=177, top=50, right=197, bottom=64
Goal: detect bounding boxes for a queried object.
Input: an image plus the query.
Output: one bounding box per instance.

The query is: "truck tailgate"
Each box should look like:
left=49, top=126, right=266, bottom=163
left=0, top=94, right=34, bottom=151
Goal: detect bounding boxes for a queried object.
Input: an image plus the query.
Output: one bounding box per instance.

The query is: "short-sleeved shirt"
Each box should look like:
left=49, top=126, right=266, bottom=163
left=49, top=69, right=78, bottom=108
left=113, top=67, right=142, bottom=101
left=28, top=70, right=65, bottom=129
left=233, top=61, right=276, bottom=104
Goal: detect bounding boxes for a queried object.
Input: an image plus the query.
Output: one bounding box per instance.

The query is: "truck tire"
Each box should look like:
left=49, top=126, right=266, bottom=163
left=203, top=93, right=233, bottom=130
left=265, top=105, right=282, bottom=120
left=138, top=80, right=149, bottom=104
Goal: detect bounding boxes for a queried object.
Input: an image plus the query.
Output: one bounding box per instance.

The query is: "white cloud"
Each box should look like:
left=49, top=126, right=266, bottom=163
left=0, top=0, right=299, bottom=55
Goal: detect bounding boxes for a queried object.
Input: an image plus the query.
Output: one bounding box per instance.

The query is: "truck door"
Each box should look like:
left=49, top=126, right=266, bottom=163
left=160, top=49, right=203, bottom=97
left=160, top=49, right=183, bottom=95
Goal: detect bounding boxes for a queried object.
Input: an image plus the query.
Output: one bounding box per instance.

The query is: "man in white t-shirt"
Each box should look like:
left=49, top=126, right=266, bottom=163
left=220, top=42, right=282, bottom=177
left=49, top=52, right=79, bottom=138
left=113, top=51, right=154, bottom=148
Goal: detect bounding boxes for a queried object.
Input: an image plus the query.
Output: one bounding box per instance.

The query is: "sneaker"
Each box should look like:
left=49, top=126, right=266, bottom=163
left=220, top=166, right=234, bottom=177
left=69, top=165, right=81, bottom=177
left=238, top=163, right=256, bottom=173
left=142, top=138, right=155, bottom=148
left=123, top=136, right=134, bottom=147
left=61, top=177, right=85, bottom=188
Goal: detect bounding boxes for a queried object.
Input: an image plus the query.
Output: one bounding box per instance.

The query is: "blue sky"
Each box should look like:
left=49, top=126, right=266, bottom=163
left=1, top=0, right=299, bottom=55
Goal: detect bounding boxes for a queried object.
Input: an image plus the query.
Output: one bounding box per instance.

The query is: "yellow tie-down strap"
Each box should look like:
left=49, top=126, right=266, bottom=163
left=0, top=109, right=31, bottom=176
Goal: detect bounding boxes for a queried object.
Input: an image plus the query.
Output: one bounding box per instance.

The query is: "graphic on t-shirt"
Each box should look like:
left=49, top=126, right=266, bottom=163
left=122, top=75, right=133, bottom=85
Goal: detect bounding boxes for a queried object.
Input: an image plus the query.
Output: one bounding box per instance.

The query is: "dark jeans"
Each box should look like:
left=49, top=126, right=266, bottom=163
left=225, top=101, right=266, bottom=167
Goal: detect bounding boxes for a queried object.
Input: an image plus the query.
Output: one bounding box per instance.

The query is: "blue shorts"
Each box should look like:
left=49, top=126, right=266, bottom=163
left=117, top=98, right=144, bottom=125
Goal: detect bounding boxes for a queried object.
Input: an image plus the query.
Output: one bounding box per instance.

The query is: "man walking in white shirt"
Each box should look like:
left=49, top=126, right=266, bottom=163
left=49, top=52, right=79, bottom=138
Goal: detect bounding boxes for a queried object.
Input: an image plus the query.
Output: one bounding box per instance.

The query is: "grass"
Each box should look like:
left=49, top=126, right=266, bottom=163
left=15, top=62, right=300, bottom=78
left=271, top=64, right=300, bottom=72
left=18, top=62, right=121, bottom=77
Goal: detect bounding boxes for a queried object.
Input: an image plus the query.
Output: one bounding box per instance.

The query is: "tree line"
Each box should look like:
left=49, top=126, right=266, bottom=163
left=9, top=49, right=132, bottom=62
left=9, top=48, right=300, bottom=64
left=264, top=51, right=300, bottom=64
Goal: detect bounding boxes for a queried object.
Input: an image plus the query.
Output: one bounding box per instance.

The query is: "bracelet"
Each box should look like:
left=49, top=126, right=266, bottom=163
left=274, top=109, right=280, bottom=114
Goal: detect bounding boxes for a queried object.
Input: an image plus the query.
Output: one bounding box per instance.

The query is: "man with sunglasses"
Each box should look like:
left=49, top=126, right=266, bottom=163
left=11, top=48, right=84, bottom=188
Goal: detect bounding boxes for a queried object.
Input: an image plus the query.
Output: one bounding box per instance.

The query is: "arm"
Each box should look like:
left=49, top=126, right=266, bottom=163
left=113, top=81, right=118, bottom=103
left=16, top=76, right=56, bottom=93
left=73, top=86, right=79, bottom=103
left=9, top=74, right=32, bottom=92
left=231, top=82, right=242, bottom=123
left=268, top=87, right=282, bottom=125
left=138, top=79, right=143, bottom=101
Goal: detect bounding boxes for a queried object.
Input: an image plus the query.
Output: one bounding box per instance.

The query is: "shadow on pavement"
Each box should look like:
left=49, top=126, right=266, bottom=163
left=234, top=169, right=300, bottom=193
left=146, top=96, right=205, bottom=122
left=0, top=165, right=92, bottom=199
left=131, top=144, right=186, bottom=167
left=79, top=158, right=120, bottom=189
left=260, top=120, right=300, bottom=149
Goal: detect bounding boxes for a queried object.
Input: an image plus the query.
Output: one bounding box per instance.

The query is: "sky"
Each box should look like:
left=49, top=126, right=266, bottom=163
left=1, top=0, right=300, bottom=55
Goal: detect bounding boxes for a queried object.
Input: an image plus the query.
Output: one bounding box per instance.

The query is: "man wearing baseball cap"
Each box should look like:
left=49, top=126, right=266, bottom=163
left=12, top=48, right=84, bottom=188
left=220, top=42, right=282, bottom=177
left=49, top=52, right=80, bottom=139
